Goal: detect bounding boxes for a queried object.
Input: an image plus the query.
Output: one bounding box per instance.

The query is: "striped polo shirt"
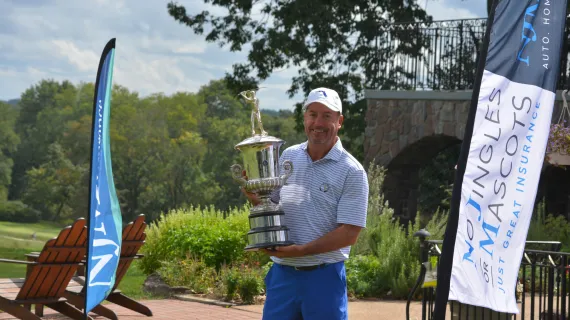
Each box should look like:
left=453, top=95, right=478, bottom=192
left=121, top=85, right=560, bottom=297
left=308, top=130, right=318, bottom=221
left=269, top=138, right=369, bottom=267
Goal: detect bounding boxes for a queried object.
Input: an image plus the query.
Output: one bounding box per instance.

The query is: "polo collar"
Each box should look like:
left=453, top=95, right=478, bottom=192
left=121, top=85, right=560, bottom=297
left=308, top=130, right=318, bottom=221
left=301, top=138, right=344, bottom=162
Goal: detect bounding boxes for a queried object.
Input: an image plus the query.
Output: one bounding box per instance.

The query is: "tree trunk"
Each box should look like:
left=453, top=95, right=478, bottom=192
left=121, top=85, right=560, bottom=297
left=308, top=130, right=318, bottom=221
left=53, top=198, right=66, bottom=222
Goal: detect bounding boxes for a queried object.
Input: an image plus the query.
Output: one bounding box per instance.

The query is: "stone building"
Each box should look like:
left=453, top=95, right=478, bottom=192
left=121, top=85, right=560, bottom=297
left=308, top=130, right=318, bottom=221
left=362, top=90, right=570, bottom=222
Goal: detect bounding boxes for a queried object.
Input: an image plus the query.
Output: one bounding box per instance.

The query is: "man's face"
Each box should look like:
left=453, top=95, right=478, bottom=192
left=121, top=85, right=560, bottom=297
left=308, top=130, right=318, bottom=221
left=303, top=102, right=343, bottom=145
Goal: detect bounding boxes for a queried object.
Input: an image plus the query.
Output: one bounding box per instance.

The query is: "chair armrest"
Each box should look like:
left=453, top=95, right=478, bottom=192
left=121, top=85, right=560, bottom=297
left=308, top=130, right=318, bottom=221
left=0, top=258, right=36, bottom=265
left=25, top=252, right=41, bottom=265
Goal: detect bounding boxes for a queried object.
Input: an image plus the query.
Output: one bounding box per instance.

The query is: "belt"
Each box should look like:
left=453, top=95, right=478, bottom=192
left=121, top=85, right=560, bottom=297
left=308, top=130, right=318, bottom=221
left=279, top=263, right=328, bottom=271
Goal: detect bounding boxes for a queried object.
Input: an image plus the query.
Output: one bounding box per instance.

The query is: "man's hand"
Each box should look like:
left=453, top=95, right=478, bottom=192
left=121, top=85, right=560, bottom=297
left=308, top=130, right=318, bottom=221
left=260, top=224, right=362, bottom=258
left=261, top=245, right=306, bottom=258
left=240, top=170, right=260, bottom=206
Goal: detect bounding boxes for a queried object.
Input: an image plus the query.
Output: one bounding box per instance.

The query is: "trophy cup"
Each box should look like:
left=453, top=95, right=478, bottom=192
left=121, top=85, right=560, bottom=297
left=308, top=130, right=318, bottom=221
left=230, top=90, right=294, bottom=251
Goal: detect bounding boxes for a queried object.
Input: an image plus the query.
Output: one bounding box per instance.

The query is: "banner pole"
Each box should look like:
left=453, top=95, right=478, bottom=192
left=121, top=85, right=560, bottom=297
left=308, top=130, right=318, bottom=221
left=434, top=0, right=570, bottom=316
left=85, top=38, right=117, bottom=320
left=432, top=1, right=498, bottom=318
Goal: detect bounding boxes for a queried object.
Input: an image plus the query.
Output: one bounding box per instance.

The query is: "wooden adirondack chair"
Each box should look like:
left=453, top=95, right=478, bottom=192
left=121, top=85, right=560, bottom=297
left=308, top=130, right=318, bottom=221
left=63, top=214, right=152, bottom=318
left=0, top=218, right=94, bottom=320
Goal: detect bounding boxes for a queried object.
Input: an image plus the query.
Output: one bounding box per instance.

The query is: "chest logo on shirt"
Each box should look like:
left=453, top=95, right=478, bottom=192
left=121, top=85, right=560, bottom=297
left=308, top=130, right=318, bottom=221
left=319, top=183, right=330, bottom=192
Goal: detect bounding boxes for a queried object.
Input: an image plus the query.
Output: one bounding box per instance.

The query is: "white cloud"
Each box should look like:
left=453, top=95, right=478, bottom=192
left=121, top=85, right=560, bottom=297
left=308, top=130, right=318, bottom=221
left=173, top=43, right=208, bottom=54
left=51, top=40, right=100, bottom=72
left=25, top=66, right=48, bottom=77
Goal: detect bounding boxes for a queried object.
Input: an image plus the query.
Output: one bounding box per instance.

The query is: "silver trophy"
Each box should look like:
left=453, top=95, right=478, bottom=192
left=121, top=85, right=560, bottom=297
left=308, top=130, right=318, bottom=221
left=230, top=90, right=294, bottom=251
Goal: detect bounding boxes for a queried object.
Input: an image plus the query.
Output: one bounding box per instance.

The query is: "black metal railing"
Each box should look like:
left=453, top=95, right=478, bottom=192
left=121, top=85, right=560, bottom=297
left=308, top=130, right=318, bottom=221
left=377, top=18, right=570, bottom=91
left=406, top=230, right=570, bottom=320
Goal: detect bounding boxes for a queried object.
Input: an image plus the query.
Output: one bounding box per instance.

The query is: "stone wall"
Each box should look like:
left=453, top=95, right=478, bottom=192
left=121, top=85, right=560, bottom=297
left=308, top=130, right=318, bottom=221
left=364, top=92, right=470, bottom=168
left=363, top=90, right=569, bottom=220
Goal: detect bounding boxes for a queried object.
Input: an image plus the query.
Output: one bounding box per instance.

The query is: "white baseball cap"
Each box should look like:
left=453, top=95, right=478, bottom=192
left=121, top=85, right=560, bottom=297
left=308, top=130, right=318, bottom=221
left=302, top=87, right=342, bottom=113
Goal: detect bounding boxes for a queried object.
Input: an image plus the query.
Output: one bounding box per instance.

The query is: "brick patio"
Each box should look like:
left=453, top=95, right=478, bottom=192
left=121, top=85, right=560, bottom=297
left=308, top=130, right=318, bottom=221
left=0, top=299, right=262, bottom=320
left=0, top=295, right=544, bottom=319
left=0, top=298, right=430, bottom=320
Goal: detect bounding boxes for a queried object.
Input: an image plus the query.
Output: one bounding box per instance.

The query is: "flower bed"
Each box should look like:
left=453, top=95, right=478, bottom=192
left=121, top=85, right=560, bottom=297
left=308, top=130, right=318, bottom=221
left=546, top=123, right=570, bottom=166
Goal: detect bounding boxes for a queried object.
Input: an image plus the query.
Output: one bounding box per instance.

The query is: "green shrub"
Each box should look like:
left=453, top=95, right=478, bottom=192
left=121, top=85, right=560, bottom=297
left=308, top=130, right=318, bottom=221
left=347, top=162, right=448, bottom=299
left=237, top=267, right=264, bottom=304
left=158, top=257, right=267, bottom=304
left=219, top=266, right=241, bottom=300
left=347, top=207, right=428, bottom=299
left=140, top=205, right=257, bottom=275
left=0, top=200, right=41, bottom=223
left=217, top=263, right=268, bottom=304
left=158, top=258, right=217, bottom=294
left=346, top=255, right=382, bottom=297
left=527, top=199, right=570, bottom=251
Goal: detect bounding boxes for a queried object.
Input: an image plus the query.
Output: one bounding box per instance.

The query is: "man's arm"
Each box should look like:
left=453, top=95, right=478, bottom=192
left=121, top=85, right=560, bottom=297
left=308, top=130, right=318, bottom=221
left=266, top=169, right=369, bottom=258
left=301, top=224, right=362, bottom=255
left=264, top=224, right=362, bottom=258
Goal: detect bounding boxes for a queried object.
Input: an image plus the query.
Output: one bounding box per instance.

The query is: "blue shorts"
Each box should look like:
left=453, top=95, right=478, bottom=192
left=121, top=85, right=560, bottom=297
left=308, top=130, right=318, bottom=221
left=262, top=261, right=348, bottom=320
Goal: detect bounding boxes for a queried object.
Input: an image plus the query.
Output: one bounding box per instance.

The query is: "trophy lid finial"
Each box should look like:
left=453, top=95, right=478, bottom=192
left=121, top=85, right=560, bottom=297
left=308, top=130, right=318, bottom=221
left=239, top=88, right=269, bottom=138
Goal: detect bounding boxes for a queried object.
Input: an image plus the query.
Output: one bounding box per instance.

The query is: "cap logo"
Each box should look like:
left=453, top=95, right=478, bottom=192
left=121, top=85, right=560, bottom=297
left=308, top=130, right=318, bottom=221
left=317, top=90, right=328, bottom=97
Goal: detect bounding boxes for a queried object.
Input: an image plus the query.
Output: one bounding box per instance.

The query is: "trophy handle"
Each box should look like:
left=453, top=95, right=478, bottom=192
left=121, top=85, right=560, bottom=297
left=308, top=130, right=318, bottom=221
left=230, top=164, right=247, bottom=187
left=280, top=160, right=293, bottom=184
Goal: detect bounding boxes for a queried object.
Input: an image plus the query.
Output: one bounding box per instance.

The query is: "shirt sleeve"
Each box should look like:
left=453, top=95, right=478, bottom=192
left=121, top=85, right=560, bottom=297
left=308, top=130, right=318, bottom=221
left=336, top=169, right=369, bottom=228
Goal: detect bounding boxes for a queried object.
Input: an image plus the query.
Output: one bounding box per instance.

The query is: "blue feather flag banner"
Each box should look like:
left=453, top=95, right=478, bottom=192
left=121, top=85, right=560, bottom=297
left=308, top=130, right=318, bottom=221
left=85, top=38, right=123, bottom=315
left=433, top=0, right=568, bottom=316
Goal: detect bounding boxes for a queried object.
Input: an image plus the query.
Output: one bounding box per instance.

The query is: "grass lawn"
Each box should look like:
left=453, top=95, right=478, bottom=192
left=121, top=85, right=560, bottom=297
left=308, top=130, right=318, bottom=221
left=0, top=220, right=64, bottom=242
left=0, top=221, right=160, bottom=301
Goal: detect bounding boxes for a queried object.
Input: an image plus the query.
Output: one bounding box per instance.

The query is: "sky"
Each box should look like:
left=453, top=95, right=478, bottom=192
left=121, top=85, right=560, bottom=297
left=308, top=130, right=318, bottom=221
left=0, top=0, right=487, bottom=111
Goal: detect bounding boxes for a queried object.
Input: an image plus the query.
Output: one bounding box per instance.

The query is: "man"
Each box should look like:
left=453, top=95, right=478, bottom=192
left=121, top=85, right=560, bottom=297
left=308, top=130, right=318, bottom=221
left=242, top=87, right=369, bottom=320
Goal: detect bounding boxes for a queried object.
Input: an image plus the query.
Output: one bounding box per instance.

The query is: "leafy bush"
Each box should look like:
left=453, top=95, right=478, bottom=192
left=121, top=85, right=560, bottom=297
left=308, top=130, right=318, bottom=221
left=346, top=255, right=382, bottom=297
left=347, top=207, right=448, bottom=299
left=157, top=257, right=267, bottom=304
left=140, top=205, right=269, bottom=276
left=527, top=199, right=570, bottom=251
left=236, top=266, right=264, bottom=304
left=0, top=200, right=41, bottom=223
left=140, top=205, right=244, bottom=274
left=158, top=258, right=217, bottom=294
left=348, top=162, right=448, bottom=299
left=219, top=267, right=241, bottom=300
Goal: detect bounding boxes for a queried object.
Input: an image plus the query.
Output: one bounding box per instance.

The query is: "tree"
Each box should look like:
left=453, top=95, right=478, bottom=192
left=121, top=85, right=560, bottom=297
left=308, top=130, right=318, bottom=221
left=9, top=80, right=76, bottom=200
left=107, top=87, right=166, bottom=222
left=22, top=143, right=85, bottom=221
left=195, top=80, right=252, bottom=211
left=0, top=102, right=19, bottom=200
left=167, top=0, right=431, bottom=162
left=5, top=77, right=344, bottom=222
